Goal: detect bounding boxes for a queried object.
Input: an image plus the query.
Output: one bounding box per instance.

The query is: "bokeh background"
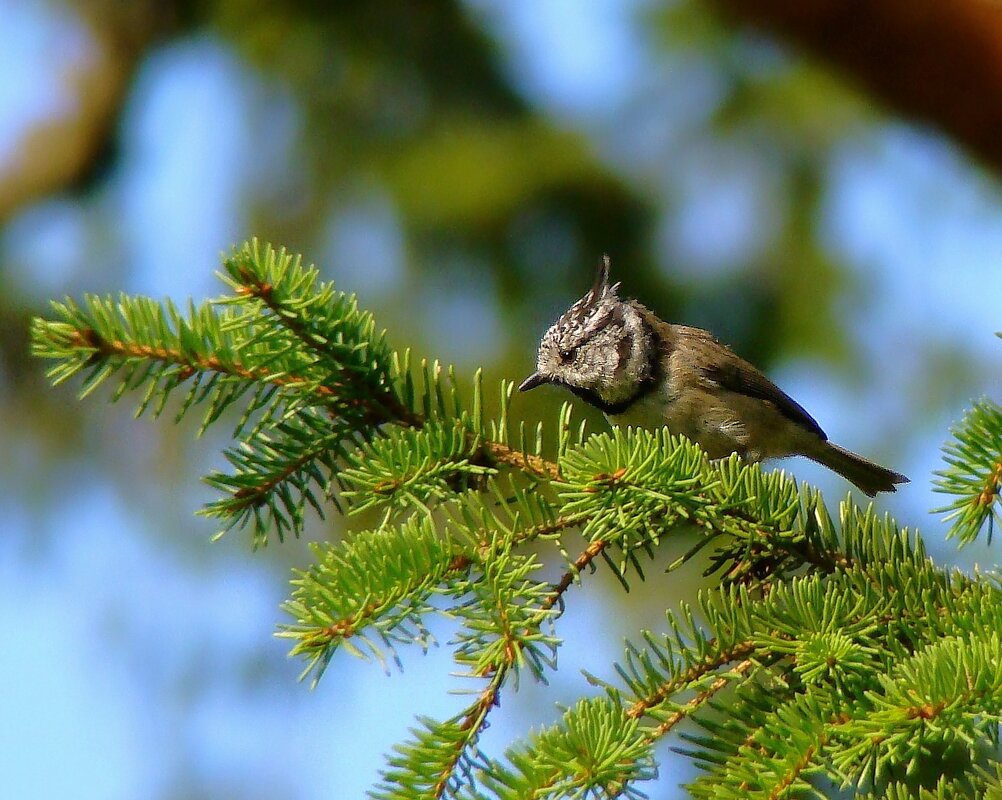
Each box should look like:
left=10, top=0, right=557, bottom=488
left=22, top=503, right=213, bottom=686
left=2, top=1, right=1000, bottom=797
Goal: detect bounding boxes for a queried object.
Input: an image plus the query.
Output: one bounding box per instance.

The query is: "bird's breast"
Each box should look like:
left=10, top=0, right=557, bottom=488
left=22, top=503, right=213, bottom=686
left=606, top=385, right=677, bottom=432
left=606, top=382, right=748, bottom=458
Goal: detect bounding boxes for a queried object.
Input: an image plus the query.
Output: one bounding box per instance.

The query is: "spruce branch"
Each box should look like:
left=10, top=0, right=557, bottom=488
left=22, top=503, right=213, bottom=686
left=30, top=294, right=313, bottom=430
left=200, top=409, right=355, bottom=544
left=371, top=521, right=612, bottom=797
left=441, top=474, right=584, bottom=555
left=420, top=542, right=609, bottom=798
left=30, top=241, right=560, bottom=544
left=278, top=517, right=467, bottom=681
left=691, top=631, right=1002, bottom=798
left=30, top=241, right=1002, bottom=798
left=542, top=539, right=609, bottom=615
left=340, top=419, right=497, bottom=516
left=834, top=633, right=1002, bottom=784
left=463, top=435, right=902, bottom=762
left=623, top=642, right=758, bottom=725
left=863, top=775, right=995, bottom=800
left=481, top=697, right=658, bottom=800
left=555, top=429, right=873, bottom=589
left=452, top=550, right=560, bottom=684
left=437, top=670, right=507, bottom=797
left=643, top=658, right=755, bottom=741
left=680, top=681, right=847, bottom=799
left=934, top=399, right=1002, bottom=545
left=372, top=545, right=567, bottom=799
left=219, top=241, right=418, bottom=427
left=371, top=713, right=487, bottom=800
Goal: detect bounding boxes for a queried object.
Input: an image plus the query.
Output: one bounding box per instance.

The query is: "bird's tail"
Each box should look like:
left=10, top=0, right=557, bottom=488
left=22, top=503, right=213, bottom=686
left=806, top=442, right=908, bottom=497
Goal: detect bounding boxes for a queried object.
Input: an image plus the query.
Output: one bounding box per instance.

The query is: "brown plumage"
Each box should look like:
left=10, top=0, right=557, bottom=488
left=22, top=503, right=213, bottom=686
left=519, top=257, right=908, bottom=496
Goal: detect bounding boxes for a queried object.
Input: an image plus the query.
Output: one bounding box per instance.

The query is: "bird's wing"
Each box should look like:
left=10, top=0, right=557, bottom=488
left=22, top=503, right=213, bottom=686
left=701, top=359, right=827, bottom=440
left=671, top=326, right=827, bottom=440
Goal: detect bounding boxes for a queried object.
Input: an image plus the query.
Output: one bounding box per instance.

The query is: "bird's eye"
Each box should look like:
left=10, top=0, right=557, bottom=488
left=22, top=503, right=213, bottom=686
left=559, top=348, right=574, bottom=363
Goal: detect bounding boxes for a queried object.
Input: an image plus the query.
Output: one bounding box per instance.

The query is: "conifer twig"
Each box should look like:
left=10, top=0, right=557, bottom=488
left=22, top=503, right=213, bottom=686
left=431, top=670, right=506, bottom=799
left=71, top=326, right=335, bottom=398
left=482, top=441, right=561, bottom=480
left=541, top=540, right=609, bottom=614
left=647, top=659, right=755, bottom=739
left=626, top=642, right=758, bottom=722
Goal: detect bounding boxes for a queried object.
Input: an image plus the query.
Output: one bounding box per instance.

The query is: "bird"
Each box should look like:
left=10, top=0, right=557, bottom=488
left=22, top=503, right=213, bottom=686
left=518, top=256, right=908, bottom=496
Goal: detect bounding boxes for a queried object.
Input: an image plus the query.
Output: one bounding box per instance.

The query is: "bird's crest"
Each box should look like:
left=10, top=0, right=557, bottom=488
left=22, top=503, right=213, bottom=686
left=583, top=254, right=620, bottom=310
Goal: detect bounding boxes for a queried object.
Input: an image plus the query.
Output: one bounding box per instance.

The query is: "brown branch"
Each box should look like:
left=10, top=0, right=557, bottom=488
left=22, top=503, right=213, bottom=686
left=762, top=671, right=988, bottom=800
left=482, top=440, right=561, bottom=481
left=522, top=513, right=588, bottom=543
left=310, top=553, right=474, bottom=645
left=490, top=650, right=758, bottom=799
left=626, top=641, right=757, bottom=722
left=227, top=444, right=332, bottom=511
left=306, top=512, right=590, bottom=652
left=73, top=326, right=337, bottom=397
left=712, top=0, right=1002, bottom=175
left=541, top=540, right=609, bottom=614
left=72, top=321, right=562, bottom=482
left=70, top=323, right=400, bottom=427
left=427, top=540, right=611, bottom=798
left=230, top=266, right=425, bottom=428
left=430, top=540, right=612, bottom=797
left=431, top=671, right=505, bottom=799
left=707, top=506, right=852, bottom=576
left=768, top=738, right=823, bottom=800
left=427, top=536, right=605, bottom=795
left=72, top=322, right=415, bottom=433
left=293, top=514, right=594, bottom=655
left=647, top=659, right=755, bottom=740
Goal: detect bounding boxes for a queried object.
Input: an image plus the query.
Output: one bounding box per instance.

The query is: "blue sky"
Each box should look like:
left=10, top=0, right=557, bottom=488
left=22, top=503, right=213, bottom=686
left=2, top=1, right=1001, bottom=798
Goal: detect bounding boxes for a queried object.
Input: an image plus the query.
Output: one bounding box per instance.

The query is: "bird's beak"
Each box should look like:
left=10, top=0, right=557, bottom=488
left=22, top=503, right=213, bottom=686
left=518, top=372, right=547, bottom=392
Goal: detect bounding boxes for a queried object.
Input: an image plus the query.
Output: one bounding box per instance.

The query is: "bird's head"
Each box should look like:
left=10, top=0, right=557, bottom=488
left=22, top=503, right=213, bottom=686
left=519, top=256, right=653, bottom=410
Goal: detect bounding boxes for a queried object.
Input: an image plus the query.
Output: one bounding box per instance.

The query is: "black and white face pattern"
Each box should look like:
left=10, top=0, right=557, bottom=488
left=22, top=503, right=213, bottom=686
left=520, top=257, right=657, bottom=413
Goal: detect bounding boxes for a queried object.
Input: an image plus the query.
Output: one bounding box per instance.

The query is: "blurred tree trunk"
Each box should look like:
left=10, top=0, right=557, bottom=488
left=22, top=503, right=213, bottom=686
left=0, top=1, right=185, bottom=222
left=714, top=0, right=1002, bottom=173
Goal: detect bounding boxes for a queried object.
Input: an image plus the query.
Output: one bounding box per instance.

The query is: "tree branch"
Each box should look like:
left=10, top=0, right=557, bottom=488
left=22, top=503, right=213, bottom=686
left=713, top=0, right=1002, bottom=174
left=541, top=539, right=609, bottom=614
left=626, top=641, right=757, bottom=723
left=646, top=659, right=754, bottom=740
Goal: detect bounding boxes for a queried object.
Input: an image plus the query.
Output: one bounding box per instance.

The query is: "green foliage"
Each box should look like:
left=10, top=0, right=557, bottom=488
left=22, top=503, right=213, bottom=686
left=278, top=517, right=460, bottom=681
left=862, top=772, right=1002, bottom=800
left=371, top=714, right=478, bottom=800
left=451, top=547, right=559, bottom=684
left=934, top=398, right=1002, bottom=545
left=483, top=697, right=658, bottom=800
left=29, top=242, right=1002, bottom=798
left=32, top=240, right=412, bottom=546
left=340, top=419, right=495, bottom=517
